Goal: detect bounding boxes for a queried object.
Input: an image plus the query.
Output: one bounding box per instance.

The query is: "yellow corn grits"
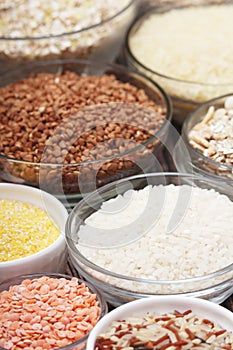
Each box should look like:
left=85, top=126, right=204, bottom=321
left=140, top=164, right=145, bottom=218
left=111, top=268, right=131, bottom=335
left=0, top=199, right=60, bottom=262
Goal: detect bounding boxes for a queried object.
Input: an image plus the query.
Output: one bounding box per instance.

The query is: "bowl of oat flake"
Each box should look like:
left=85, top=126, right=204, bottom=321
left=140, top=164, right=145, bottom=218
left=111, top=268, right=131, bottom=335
left=174, top=93, right=233, bottom=185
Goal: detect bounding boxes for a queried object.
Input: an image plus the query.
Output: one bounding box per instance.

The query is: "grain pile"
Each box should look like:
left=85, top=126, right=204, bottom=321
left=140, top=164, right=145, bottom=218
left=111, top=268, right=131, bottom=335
left=95, top=309, right=233, bottom=349
left=77, top=184, right=233, bottom=293
left=0, top=199, right=60, bottom=262
left=0, top=276, right=102, bottom=349
left=128, top=4, right=233, bottom=102
left=0, top=71, right=166, bottom=194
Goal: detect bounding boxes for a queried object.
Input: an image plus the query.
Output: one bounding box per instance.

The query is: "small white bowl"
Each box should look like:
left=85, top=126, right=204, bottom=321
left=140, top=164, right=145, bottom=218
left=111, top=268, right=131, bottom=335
left=0, top=183, right=68, bottom=283
left=87, top=296, right=233, bottom=350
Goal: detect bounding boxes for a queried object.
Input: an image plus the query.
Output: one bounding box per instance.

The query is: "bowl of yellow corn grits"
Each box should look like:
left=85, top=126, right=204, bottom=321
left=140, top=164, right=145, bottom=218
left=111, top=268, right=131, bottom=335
left=0, top=183, right=68, bottom=283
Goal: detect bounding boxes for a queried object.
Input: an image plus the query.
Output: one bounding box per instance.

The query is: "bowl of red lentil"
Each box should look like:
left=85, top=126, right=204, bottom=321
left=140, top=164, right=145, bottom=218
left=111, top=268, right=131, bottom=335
left=0, top=183, right=68, bottom=283
left=0, top=58, right=172, bottom=209
left=0, top=273, right=108, bottom=350
left=0, top=0, right=137, bottom=74
left=174, top=93, right=233, bottom=186
left=87, top=296, right=233, bottom=350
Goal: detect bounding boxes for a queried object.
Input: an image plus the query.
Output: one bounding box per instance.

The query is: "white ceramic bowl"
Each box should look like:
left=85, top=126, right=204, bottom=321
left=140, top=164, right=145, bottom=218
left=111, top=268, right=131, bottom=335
left=87, top=296, right=233, bottom=350
left=0, top=183, right=68, bottom=283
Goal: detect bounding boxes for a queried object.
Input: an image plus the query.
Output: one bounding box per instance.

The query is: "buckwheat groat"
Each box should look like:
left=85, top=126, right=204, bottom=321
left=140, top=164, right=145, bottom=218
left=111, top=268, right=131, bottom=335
left=0, top=70, right=166, bottom=194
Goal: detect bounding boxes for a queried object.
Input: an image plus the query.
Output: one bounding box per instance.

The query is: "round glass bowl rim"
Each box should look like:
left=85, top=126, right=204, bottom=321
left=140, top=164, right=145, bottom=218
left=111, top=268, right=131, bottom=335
left=182, top=92, right=233, bottom=173
left=0, top=0, right=135, bottom=40
left=126, top=2, right=233, bottom=88
left=0, top=58, right=172, bottom=167
left=65, top=171, right=233, bottom=285
left=0, top=272, right=108, bottom=350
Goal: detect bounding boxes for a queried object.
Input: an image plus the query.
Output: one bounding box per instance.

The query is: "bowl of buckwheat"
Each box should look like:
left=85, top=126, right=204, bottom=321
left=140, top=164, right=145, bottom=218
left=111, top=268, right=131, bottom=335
left=0, top=0, right=137, bottom=74
left=174, top=93, right=233, bottom=186
left=0, top=59, right=172, bottom=208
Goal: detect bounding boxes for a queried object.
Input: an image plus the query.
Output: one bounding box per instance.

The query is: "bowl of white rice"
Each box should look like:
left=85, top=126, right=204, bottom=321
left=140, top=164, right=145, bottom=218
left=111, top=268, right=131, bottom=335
left=65, top=172, right=233, bottom=307
left=125, top=0, right=233, bottom=125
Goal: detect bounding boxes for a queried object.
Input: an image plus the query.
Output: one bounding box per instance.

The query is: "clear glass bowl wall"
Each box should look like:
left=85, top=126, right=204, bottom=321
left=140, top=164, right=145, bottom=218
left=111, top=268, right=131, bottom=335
left=173, top=93, right=233, bottom=186
left=125, top=0, right=233, bottom=125
left=0, top=273, right=108, bottom=350
left=0, top=0, right=137, bottom=74
left=65, top=172, right=233, bottom=307
left=0, top=59, right=172, bottom=209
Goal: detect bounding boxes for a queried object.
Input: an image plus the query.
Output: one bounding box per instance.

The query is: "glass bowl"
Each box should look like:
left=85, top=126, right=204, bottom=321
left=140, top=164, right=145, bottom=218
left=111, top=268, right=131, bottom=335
left=0, top=0, right=137, bottom=74
left=0, top=272, right=108, bottom=350
left=125, top=0, right=233, bottom=125
left=87, top=296, right=233, bottom=350
left=65, top=172, right=233, bottom=307
left=0, top=183, right=68, bottom=283
left=0, top=59, right=172, bottom=209
left=174, top=93, right=233, bottom=185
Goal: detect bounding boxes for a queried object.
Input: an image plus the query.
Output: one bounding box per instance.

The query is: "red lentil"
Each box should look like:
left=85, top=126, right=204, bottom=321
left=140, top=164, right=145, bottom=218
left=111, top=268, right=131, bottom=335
left=0, top=276, right=102, bottom=349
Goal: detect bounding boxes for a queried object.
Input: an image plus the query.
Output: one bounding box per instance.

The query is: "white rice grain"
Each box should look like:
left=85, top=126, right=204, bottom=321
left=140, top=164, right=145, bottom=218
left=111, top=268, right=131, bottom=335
left=76, top=184, right=233, bottom=293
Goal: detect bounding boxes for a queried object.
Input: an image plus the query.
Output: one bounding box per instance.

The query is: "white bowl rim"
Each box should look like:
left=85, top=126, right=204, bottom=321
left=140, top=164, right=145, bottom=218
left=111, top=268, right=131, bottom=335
left=87, top=295, right=233, bottom=349
left=0, top=183, right=68, bottom=267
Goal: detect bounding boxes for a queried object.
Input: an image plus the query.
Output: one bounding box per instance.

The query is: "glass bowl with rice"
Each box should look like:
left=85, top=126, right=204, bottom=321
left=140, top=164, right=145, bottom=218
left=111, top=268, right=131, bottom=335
left=0, top=58, right=171, bottom=209
left=125, top=0, right=233, bottom=125
left=174, top=93, right=233, bottom=186
left=0, top=0, right=137, bottom=74
left=65, top=172, right=233, bottom=307
left=0, top=272, right=108, bottom=350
